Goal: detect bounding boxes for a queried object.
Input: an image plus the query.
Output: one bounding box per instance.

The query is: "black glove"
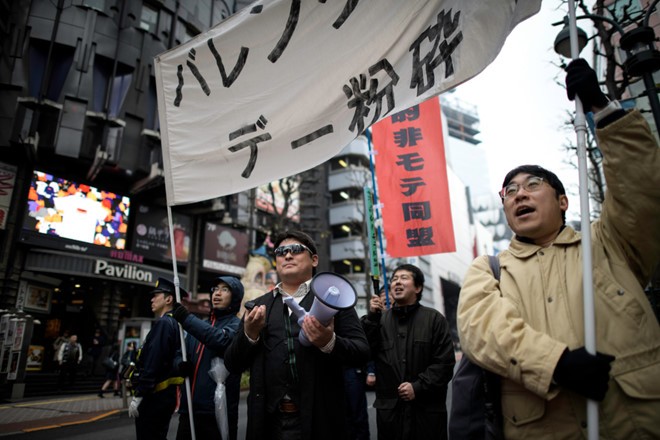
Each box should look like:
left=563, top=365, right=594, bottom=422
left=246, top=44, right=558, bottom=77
left=565, top=58, right=609, bottom=111
left=178, top=360, right=193, bottom=377
left=171, top=302, right=190, bottom=323
left=553, top=347, right=615, bottom=401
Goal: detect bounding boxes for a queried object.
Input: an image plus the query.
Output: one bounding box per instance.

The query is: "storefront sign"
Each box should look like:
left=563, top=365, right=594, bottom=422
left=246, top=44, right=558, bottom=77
left=15, top=281, right=27, bottom=312
left=0, top=162, right=17, bottom=230
left=131, top=205, right=191, bottom=264
left=26, top=345, right=44, bottom=371
left=12, top=320, right=26, bottom=351
left=24, top=285, right=52, bottom=314
left=202, top=223, right=248, bottom=275
left=94, top=260, right=154, bottom=283
left=4, top=318, right=17, bottom=347
left=24, top=249, right=183, bottom=287
left=7, top=351, right=20, bottom=380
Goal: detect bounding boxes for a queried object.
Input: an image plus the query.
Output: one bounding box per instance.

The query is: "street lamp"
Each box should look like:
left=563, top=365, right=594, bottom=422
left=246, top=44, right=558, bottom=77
left=553, top=0, right=660, bottom=130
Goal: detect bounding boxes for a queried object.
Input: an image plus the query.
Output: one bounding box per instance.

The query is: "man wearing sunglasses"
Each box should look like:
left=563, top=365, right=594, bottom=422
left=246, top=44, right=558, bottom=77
left=457, top=59, right=660, bottom=439
left=225, top=230, right=370, bottom=440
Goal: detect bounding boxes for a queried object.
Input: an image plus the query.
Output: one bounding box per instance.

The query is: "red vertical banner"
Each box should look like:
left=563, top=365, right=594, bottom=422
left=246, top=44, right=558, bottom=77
left=371, top=98, right=455, bottom=257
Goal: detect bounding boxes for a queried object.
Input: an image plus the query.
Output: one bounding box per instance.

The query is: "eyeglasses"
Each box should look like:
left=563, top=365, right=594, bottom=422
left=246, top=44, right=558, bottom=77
left=211, top=286, right=231, bottom=294
left=500, top=176, right=545, bottom=200
left=274, top=243, right=312, bottom=257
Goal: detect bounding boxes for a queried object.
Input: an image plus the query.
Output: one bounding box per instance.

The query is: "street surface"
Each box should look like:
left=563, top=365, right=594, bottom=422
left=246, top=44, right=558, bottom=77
left=0, top=390, right=379, bottom=439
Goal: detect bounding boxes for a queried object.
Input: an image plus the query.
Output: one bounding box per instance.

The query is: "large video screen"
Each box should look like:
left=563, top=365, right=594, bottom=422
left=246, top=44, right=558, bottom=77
left=24, top=171, right=131, bottom=249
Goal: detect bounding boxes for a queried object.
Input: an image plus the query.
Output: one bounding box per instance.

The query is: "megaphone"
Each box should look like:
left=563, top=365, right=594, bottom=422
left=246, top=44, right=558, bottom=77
left=283, top=272, right=358, bottom=346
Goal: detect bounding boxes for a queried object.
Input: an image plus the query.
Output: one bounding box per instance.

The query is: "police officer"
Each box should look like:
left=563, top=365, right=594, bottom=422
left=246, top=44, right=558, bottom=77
left=129, top=277, right=185, bottom=440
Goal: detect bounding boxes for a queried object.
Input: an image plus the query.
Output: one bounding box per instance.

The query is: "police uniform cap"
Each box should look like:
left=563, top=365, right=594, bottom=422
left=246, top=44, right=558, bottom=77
left=151, top=277, right=188, bottom=298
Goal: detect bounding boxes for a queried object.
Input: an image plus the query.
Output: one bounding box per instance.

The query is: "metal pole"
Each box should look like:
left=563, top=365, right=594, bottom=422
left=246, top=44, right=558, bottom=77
left=567, top=2, right=599, bottom=439
left=166, top=206, right=196, bottom=440
left=641, top=72, right=660, bottom=131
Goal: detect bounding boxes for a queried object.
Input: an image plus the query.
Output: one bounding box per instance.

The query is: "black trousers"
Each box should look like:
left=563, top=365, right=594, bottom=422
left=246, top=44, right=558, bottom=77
left=176, top=413, right=222, bottom=440
left=57, top=362, right=78, bottom=388
left=269, top=410, right=302, bottom=440
left=135, top=387, right=177, bottom=440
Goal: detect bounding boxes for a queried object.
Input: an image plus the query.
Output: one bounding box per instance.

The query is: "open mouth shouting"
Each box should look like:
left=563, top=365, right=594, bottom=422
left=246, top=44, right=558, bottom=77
left=515, top=205, right=535, bottom=218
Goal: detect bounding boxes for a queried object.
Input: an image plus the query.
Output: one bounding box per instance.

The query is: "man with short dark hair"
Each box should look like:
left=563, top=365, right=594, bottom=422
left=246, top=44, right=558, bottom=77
left=57, top=333, right=82, bottom=389
left=225, top=230, right=370, bottom=440
left=457, top=59, right=660, bottom=439
left=361, top=263, right=455, bottom=440
left=172, top=275, right=244, bottom=440
left=129, top=277, right=183, bottom=440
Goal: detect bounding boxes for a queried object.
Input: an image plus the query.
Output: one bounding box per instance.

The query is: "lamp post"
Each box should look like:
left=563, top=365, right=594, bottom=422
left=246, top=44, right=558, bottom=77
left=553, top=0, right=660, bottom=130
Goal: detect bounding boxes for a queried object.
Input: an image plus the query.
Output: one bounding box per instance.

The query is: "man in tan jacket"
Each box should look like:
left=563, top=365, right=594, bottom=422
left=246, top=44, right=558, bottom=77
left=458, top=59, right=660, bottom=439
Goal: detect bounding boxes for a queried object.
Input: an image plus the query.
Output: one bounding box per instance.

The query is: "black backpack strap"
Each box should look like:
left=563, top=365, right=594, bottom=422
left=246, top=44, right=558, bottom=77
left=487, top=255, right=500, bottom=281
left=483, top=254, right=504, bottom=439
left=449, top=254, right=505, bottom=440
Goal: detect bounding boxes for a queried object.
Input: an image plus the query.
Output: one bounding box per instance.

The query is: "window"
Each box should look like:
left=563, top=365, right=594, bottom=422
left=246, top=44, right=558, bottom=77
left=83, top=0, right=106, bottom=12
left=610, top=0, right=643, bottom=21
left=331, top=259, right=364, bottom=275
left=331, top=224, right=362, bottom=239
left=109, top=69, right=133, bottom=118
left=331, top=188, right=362, bottom=204
left=140, top=4, right=158, bottom=33
left=91, top=56, right=133, bottom=117
left=146, top=77, right=159, bottom=131
left=330, top=155, right=370, bottom=172
left=28, top=42, right=74, bottom=100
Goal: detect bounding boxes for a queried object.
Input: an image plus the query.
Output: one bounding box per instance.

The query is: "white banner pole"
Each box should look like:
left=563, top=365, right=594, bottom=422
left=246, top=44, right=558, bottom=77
left=166, top=205, right=196, bottom=440
left=566, top=1, right=599, bottom=439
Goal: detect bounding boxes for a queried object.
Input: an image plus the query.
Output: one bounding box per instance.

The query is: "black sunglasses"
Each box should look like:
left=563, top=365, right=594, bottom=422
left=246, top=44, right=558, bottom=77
left=274, top=243, right=312, bottom=257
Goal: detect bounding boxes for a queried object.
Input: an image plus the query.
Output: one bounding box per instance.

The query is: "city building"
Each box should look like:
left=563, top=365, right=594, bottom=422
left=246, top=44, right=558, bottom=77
left=440, top=93, right=512, bottom=251
left=0, top=0, right=499, bottom=391
left=0, top=0, right=255, bottom=387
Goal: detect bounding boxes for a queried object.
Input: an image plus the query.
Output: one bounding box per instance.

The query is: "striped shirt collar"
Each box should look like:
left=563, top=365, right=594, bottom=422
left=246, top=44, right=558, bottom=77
left=272, top=279, right=312, bottom=299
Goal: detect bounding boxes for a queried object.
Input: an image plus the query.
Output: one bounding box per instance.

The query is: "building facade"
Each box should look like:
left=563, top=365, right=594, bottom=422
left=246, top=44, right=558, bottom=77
left=0, top=1, right=500, bottom=385
left=0, top=0, right=256, bottom=380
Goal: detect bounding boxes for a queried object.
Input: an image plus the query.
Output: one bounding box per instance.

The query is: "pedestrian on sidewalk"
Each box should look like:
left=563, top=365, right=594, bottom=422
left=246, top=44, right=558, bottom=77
left=120, top=341, right=137, bottom=376
left=52, top=329, right=70, bottom=370
left=98, top=344, right=121, bottom=398
left=56, top=334, right=83, bottom=389
left=87, top=328, right=106, bottom=376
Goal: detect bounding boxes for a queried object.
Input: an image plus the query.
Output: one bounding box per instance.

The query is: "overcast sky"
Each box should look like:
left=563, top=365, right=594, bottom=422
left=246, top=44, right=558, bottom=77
left=454, top=1, right=589, bottom=221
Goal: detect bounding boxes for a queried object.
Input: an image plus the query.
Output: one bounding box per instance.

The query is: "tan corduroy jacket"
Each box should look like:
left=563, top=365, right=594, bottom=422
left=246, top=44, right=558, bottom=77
left=458, top=110, right=660, bottom=440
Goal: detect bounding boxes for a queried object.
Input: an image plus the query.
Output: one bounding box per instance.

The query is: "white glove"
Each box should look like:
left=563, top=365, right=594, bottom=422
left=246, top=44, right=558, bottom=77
left=128, top=396, right=143, bottom=418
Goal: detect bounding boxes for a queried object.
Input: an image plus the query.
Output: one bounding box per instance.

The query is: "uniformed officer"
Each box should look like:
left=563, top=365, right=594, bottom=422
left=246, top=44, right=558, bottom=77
left=129, top=277, right=185, bottom=440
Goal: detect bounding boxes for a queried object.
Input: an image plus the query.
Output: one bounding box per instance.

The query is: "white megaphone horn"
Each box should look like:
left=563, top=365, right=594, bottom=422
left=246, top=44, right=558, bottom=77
left=283, top=272, right=358, bottom=346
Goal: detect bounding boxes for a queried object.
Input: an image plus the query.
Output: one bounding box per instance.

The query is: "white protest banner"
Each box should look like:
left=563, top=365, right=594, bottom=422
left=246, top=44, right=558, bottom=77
left=155, top=0, right=541, bottom=205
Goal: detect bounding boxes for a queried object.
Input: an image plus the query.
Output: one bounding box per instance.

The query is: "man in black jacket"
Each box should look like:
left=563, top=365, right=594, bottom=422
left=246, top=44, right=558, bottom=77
left=362, top=264, right=455, bottom=440
left=225, top=230, right=370, bottom=440
left=128, top=277, right=183, bottom=440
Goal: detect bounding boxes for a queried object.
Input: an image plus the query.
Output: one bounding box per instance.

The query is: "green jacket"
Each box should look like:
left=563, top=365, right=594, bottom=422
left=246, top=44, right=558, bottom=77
left=458, top=110, right=660, bottom=440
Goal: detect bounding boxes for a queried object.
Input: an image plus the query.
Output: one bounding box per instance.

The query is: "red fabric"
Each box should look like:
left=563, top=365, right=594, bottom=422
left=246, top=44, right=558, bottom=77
left=372, top=98, right=455, bottom=257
